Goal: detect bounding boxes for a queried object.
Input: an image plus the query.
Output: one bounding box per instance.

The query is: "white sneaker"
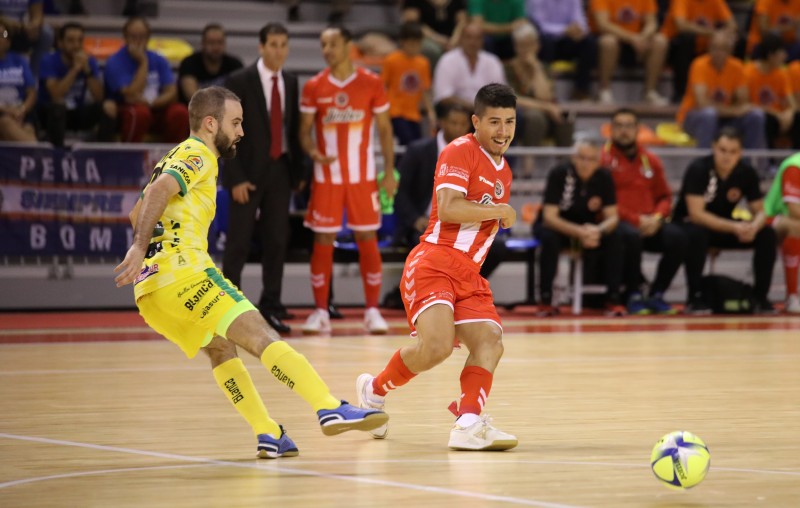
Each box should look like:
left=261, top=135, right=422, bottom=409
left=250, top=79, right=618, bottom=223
left=302, top=308, right=331, bottom=335
left=356, top=373, right=388, bottom=439
left=598, top=89, right=614, bottom=104
left=364, top=307, right=388, bottom=334
left=786, top=295, right=800, bottom=314
left=448, top=415, right=518, bottom=451
left=644, top=89, right=668, bottom=106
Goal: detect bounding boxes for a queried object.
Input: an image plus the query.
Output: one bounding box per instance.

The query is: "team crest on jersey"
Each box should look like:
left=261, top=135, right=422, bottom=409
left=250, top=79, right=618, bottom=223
left=494, top=180, right=504, bottom=199
left=335, top=92, right=349, bottom=107
left=134, top=264, right=159, bottom=285
left=186, top=155, right=204, bottom=171
left=616, top=6, right=636, bottom=24
left=727, top=187, right=742, bottom=203
left=587, top=196, right=602, bottom=212
left=399, top=71, right=422, bottom=93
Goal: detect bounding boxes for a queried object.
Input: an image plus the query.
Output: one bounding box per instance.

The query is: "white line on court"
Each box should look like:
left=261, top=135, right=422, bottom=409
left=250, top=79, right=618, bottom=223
left=0, top=464, right=211, bottom=489
left=0, top=433, right=584, bottom=508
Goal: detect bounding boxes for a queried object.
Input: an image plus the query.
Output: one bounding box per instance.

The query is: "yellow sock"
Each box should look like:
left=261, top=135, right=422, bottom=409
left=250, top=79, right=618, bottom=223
left=212, top=358, right=281, bottom=437
left=261, top=340, right=340, bottom=412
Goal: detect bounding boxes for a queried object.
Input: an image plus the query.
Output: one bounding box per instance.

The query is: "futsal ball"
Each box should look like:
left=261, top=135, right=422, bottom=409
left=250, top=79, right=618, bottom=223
left=650, top=431, right=710, bottom=489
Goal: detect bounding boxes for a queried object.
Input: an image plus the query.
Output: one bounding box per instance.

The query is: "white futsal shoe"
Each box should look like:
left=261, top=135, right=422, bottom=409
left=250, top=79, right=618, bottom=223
left=786, top=295, right=800, bottom=314
left=364, top=307, right=389, bottom=334
left=356, top=373, right=388, bottom=439
left=302, top=308, right=331, bottom=335
left=448, top=415, right=518, bottom=451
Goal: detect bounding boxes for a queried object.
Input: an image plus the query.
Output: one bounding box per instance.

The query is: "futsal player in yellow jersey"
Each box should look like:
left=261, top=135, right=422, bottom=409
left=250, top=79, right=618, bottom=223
left=114, top=86, right=388, bottom=458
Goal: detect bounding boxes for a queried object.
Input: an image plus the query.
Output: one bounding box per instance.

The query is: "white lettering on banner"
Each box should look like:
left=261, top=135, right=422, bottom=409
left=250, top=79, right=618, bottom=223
left=60, top=225, right=75, bottom=250
left=42, top=157, right=54, bottom=181
left=86, top=159, right=101, bottom=183
left=90, top=228, right=112, bottom=251
left=62, top=156, right=78, bottom=182
left=17, top=155, right=102, bottom=183
left=4, top=184, right=139, bottom=220
left=20, top=155, right=35, bottom=179
left=31, top=224, right=47, bottom=249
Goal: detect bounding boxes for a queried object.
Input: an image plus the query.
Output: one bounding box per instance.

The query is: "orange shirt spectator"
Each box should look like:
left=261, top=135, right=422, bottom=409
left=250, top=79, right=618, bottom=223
left=746, top=0, right=800, bottom=55
left=590, top=0, right=656, bottom=34
left=788, top=60, right=800, bottom=95
left=661, top=0, right=733, bottom=52
left=677, top=53, right=746, bottom=124
left=382, top=50, right=431, bottom=122
left=744, top=61, right=793, bottom=113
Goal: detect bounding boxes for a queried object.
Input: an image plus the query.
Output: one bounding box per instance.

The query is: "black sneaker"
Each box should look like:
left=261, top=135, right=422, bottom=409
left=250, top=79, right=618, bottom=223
left=684, top=299, right=712, bottom=315
left=753, top=298, right=778, bottom=315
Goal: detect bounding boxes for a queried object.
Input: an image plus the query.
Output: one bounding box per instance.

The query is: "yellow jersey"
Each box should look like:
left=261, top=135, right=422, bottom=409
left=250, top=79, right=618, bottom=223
left=133, top=136, right=219, bottom=300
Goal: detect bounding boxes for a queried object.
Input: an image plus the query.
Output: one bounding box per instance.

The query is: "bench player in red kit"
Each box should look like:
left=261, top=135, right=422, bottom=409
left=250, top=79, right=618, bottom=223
left=356, top=83, right=520, bottom=450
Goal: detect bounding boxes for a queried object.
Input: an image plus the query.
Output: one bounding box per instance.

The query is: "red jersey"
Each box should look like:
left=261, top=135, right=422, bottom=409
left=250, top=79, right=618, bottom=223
left=783, top=165, right=800, bottom=204
left=420, top=134, right=513, bottom=267
left=300, top=67, right=389, bottom=185
left=601, top=142, right=672, bottom=226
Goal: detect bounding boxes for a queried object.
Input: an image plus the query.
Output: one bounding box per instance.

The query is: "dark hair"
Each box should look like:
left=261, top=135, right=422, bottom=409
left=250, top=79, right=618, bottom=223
left=189, top=86, right=240, bottom=131
left=759, top=32, right=784, bottom=59
left=259, top=23, right=289, bottom=44
left=202, top=23, right=224, bottom=40
left=611, top=107, right=639, bottom=123
left=473, top=83, right=517, bottom=116
left=123, top=16, right=150, bottom=36
left=714, top=126, right=743, bottom=144
left=58, top=22, right=85, bottom=40
left=435, top=100, right=472, bottom=120
left=398, top=22, right=423, bottom=41
left=324, top=25, right=353, bottom=42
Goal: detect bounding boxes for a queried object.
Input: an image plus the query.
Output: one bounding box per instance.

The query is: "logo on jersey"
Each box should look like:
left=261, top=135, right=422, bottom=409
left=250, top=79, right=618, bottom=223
left=616, top=6, right=637, bottom=24
left=438, top=162, right=469, bottom=181
left=480, top=193, right=494, bottom=205
left=494, top=180, right=505, bottom=199
left=399, top=71, right=422, bottom=93
left=758, top=86, right=777, bottom=107
left=479, top=175, right=494, bottom=187
left=184, top=279, right=215, bottom=311
left=334, top=92, right=349, bottom=107
left=186, top=155, right=204, bottom=171
left=727, top=187, right=742, bottom=203
left=322, top=107, right=365, bottom=124
left=134, top=264, right=159, bottom=285
left=587, top=196, right=603, bottom=212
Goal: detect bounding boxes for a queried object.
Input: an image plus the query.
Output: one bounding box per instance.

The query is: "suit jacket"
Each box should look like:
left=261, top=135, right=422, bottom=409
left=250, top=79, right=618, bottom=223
left=394, top=136, right=439, bottom=247
left=222, top=63, right=303, bottom=190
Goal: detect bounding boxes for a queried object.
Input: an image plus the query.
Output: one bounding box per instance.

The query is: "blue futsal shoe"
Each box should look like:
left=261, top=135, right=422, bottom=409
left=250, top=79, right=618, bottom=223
left=317, top=400, right=389, bottom=436
left=257, top=425, right=299, bottom=459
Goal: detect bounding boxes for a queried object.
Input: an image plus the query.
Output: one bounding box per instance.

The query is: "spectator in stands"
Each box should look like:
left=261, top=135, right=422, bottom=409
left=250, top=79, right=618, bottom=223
left=281, top=0, right=351, bottom=23
left=603, top=108, right=686, bottom=314
left=672, top=127, right=777, bottom=314
left=745, top=33, right=800, bottom=150
left=38, top=22, right=115, bottom=147
left=401, top=0, right=468, bottom=68
left=504, top=21, right=573, bottom=147
left=590, top=0, right=669, bottom=105
left=534, top=136, right=626, bottom=316
left=221, top=23, right=302, bottom=335
left=764, top=152, right=800, bottom=314
left=433, top=21, right=506, bottom=109
left=788, top=59, right=800, bottom=104
left=178, top=23, right=243, bottom=104
left=468, top=0, right=527, bottom=60
left=676, top=31, right=765, bottom=150
left=661, top=0, right=736, bottom=103
left=526, top=0, right=597, bottom=101
left=746, top=0, right=800, bottom=62
left=381, top=22, right=434, bottom=146
left=299, top=26, right=397, bottom=335
left=0, top=0, right=54, bottom=79
left=0, top=20, right=36, bottom=142
left=104, top=17, right=189, bottom=143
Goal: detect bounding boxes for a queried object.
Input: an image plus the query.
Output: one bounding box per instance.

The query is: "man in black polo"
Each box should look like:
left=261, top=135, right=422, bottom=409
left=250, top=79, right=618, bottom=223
left=673, top=127, right=777, bottom=314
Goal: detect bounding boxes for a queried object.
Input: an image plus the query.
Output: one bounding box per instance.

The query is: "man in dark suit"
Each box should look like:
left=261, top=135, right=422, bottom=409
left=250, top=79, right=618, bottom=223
left=384, top=101, right=509, bottom=308
left=222, top=23, right=303, bottom=333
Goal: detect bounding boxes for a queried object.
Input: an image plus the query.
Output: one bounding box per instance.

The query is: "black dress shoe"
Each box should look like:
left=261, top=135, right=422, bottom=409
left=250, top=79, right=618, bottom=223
left=263, top=312, right=291, bottom=334
left=328, top=302, right=344, bottom=320
left=275, top=308, right=296, bottom=320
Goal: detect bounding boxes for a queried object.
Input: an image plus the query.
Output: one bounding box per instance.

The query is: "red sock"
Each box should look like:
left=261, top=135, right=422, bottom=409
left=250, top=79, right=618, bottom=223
left=372, top=350, right=416, bottom=396
left=310, top=243, right=334, bottom=309
left=783, top=236, right=800, bottom=296
left=356, top=238, right=382, bottom=308
left=457, top=366, right=493, bottom=416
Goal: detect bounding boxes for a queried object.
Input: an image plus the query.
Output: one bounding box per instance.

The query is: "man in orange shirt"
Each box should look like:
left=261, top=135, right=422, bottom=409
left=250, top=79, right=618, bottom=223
left=676, top=31, right=765, bottom=149
left=746, top=0, right=800, bottom=61
left=381, top=22, right=434, bottom=146
left=745, top=33, right=800, bottom=149
left=662, top=0, right=736, bottom=103
left=591, top=0, right=669, bottom=105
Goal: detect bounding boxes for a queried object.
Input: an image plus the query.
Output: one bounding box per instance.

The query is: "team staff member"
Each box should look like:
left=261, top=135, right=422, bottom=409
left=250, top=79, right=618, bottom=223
left=114, top=86, right=388, bottom=459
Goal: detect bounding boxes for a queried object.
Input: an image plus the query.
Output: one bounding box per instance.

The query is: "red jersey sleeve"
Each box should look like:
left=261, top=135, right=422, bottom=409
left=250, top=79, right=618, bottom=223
left=371, top=73, right=390, bottom=113
left=782, top=165, right=800, bottom=204
left=434, top=139, right=473, bottom=196
left=300, top=76, right=318, bottom=114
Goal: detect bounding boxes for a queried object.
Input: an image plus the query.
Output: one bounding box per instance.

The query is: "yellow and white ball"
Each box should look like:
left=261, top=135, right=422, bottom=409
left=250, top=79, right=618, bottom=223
left=651, top=431, right=710, bottom=489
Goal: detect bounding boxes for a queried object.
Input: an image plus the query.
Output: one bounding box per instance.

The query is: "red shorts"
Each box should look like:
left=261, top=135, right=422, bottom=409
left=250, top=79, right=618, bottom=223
left=400, top=243, right=502, bottom=336
left=303, top=180, right=381, bottom=232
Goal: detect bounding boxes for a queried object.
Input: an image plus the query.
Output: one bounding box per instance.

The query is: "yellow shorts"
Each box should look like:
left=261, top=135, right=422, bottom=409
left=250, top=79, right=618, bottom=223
left=137, top=267, right=257, bottom=358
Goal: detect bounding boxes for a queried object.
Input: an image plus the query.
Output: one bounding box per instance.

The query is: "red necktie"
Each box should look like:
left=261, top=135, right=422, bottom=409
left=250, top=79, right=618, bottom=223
left=270, top=74, right=283, bottom=160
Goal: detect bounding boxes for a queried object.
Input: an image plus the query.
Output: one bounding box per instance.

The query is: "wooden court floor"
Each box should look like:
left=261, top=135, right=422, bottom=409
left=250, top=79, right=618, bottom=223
left=1, top=312, right=799, bottom=507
